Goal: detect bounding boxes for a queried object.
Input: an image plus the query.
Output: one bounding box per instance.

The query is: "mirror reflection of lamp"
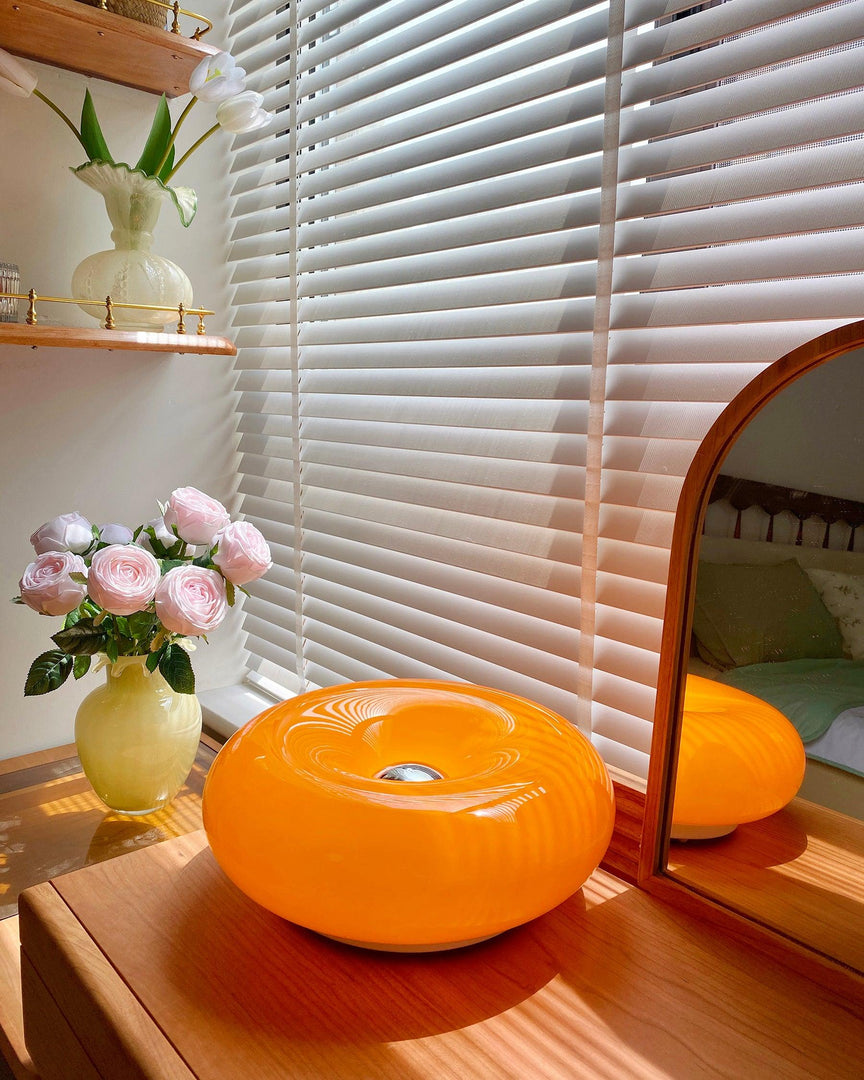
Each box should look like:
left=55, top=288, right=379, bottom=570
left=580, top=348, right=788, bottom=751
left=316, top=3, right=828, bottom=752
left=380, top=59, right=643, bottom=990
left=672, top=676, right=806, bottom=841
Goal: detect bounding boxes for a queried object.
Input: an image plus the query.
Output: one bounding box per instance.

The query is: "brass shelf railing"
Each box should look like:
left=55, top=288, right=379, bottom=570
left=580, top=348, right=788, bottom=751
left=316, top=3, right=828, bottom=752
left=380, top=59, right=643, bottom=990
left=1, top=289, right=215, bottom=335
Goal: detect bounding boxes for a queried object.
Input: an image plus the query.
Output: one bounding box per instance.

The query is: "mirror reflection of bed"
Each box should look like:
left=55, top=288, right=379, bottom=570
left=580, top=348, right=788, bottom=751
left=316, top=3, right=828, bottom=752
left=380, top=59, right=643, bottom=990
left=665, top=349, right=864, bottom=975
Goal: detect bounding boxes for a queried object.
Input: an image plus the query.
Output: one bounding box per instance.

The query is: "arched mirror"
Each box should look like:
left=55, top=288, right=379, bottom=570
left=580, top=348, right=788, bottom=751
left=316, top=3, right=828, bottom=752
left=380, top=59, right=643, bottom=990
left=646, top=322, right=864, bottom=979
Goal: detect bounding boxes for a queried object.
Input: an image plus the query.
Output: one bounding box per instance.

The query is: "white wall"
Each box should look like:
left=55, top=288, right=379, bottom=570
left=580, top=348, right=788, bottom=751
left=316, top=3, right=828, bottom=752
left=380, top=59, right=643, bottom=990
left=723, top=347, right=864, bottom=501
left=0, top=8, right=247, bottom=758
left=704, top=347, right=864, bottom=549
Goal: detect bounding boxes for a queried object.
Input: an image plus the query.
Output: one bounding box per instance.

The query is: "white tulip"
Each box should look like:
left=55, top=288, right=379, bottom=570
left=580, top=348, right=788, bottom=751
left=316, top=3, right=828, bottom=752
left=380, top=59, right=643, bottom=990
left=0, top=47, right=37, bottom=98
left=189, top=52, right=246, bottom=103
left=216, top=92, right=274, bottom=135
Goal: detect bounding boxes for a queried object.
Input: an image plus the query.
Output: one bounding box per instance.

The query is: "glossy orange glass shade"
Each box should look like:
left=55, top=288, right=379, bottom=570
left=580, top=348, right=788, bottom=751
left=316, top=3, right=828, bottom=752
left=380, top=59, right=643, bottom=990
left=203, top=680, right=615, bottom=950
left=672, top=675, right=806, bottom=839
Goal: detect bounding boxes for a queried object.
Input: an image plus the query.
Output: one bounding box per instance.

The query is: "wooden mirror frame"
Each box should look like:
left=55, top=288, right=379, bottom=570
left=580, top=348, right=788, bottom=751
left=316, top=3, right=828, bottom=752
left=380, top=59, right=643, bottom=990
left=638, top=320, right=864, bottom=996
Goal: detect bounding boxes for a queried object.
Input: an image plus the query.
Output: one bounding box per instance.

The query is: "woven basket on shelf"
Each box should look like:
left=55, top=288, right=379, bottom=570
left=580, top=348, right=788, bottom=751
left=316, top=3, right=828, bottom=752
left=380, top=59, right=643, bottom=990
left=78, top=0, right=166, bottom=30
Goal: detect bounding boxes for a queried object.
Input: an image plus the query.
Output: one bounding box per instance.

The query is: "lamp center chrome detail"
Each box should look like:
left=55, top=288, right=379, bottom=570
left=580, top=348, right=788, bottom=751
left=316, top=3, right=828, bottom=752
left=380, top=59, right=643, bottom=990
left=375, top=763, right=444, bottom=782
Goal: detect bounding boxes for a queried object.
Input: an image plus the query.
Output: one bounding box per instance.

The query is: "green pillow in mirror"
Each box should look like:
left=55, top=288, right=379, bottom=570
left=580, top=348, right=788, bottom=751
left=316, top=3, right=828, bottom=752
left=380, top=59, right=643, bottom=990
left=692, top=558, right=844, bottom=670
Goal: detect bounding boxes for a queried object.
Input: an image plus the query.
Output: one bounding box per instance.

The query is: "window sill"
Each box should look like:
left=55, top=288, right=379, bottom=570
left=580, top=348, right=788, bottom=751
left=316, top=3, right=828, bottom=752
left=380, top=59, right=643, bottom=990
left=198, top=683, right=281, bottom=741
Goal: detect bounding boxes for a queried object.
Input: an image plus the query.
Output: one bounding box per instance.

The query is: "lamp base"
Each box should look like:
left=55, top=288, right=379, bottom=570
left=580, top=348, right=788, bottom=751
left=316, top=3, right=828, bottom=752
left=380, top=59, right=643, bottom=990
left=671, top=822, right=737, bottom=841
left=322, top=931, right=499, bottom=952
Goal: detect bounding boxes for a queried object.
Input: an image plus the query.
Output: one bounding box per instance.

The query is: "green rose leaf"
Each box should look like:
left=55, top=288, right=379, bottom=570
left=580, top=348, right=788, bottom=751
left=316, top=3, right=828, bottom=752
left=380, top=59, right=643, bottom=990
left=159, top=644, right=195, bottom=694
left=105, top=637, right=119, bottom=663
left=51, top=619, right=107, bottom=656
left=80, top=89, right=114, bottom=165
left=25, top=651, right=73, bottom=696
left=146, top=647, right=163, bottom=673
left=73, top=654, right=92, bottom=680
left=64, top=604, right=86, bottom=629
left=69, top=572, right=87, bottom=584
left=135, top=94, right=172, bottom=178
left=127, top=611, right=157, bottom=639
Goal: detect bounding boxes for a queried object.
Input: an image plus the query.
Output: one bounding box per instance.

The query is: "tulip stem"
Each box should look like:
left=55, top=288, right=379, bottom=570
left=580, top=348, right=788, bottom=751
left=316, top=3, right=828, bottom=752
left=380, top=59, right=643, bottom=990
left=32, top=88, right=90, bottom=155
left=163, top=123, right=219, bottom=183
left=153, top=96, right=198, bottom=180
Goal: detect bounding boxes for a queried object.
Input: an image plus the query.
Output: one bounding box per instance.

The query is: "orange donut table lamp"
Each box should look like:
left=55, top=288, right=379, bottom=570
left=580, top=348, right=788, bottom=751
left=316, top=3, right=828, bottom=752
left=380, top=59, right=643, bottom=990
left=672, top=675, right=806, bottom=841
left=203, top=679, right=616, bottom=951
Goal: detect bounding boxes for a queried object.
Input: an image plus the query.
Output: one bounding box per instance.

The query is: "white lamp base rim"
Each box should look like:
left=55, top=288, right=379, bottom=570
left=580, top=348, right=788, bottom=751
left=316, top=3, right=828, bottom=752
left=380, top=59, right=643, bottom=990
left=671, top=822, right=738, bottom=841
left=320, top=931, right=500, bottom=952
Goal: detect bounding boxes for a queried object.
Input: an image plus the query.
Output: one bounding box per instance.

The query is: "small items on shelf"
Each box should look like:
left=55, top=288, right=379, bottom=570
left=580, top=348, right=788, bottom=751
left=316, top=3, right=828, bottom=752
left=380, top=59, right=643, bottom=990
left=0, top=263, right=19, bottom=323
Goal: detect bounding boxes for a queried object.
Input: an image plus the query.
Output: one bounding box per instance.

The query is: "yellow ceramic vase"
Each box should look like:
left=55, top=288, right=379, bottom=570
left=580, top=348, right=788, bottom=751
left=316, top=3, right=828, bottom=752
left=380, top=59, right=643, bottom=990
left=75, top=655, right=202, bottom=815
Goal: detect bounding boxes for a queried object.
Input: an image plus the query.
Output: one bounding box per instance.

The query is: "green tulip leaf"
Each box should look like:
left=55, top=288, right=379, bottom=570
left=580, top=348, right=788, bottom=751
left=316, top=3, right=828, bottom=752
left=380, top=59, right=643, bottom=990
left=157, top=144, right=175, bottom=185
left=24, top=650, right=73, bottom=696
left=135, top=95, right=172, bottom=178
left=80, top=90, right=114, bottom=165
left=159, top=643, right=195, bottom=694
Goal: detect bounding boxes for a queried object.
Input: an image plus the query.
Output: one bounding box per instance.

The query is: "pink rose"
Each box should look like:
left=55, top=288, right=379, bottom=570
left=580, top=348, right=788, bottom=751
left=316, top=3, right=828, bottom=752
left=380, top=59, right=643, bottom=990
left=30, top=512, right=93, bottom=555
left=212, top=521, right=272, bottom=585
left=155, top=566, right=228, bottom=636
left=88, top=545, right=161, bottom=616
left=19, top=551, right=88, bottom=616
left=163, top=487, right=230, bottom=546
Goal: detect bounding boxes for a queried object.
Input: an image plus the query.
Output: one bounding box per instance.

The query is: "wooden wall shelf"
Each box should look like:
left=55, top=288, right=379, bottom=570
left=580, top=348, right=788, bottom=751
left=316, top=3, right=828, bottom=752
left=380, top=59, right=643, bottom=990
left=0, top=323, right=236, bottom=354
left=0, top=0, right=220, bottom=96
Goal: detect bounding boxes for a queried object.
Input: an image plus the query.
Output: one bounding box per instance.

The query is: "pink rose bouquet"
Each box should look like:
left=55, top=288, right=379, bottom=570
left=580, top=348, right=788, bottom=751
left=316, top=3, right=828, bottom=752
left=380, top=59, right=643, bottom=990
left=13, top=487, right=271, bottom=697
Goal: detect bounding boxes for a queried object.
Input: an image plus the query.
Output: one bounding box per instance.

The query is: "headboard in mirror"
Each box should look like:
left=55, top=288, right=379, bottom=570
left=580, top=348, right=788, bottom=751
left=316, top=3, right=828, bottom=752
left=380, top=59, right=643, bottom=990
left=707, top=473, right=864, bottom=550
left=643, top=321, right=864, bottom=997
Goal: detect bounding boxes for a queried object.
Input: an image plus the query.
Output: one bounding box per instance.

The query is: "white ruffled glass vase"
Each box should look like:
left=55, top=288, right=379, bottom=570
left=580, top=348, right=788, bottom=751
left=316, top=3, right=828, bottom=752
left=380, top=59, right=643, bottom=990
left=71, top=161, right=196, bottom=331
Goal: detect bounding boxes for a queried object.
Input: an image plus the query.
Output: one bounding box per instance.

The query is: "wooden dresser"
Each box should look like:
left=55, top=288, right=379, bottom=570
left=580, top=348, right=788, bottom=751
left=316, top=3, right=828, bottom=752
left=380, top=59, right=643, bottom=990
left=16, top=828, right=864, bottom=1080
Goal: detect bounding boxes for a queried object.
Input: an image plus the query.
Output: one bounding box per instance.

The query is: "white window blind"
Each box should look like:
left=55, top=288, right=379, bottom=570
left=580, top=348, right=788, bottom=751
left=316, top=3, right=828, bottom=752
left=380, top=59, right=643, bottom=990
left=226, top=0, right=864, bottom=779
left=592, top=0, right=864, bottom=772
